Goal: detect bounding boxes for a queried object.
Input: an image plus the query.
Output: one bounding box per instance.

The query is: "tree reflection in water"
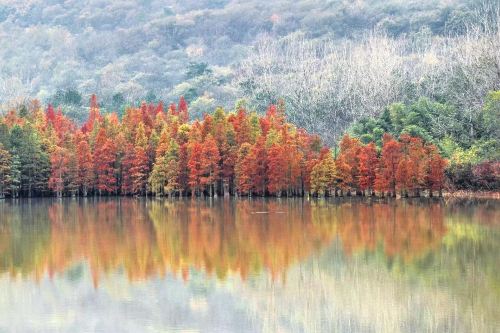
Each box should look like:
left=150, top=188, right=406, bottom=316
left=0, top=198, right=462, bottom=285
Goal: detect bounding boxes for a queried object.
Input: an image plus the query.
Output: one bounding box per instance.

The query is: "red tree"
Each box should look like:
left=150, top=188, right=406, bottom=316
left=178, top=96, right=189, bottom=123
left=375, top=134, right=401, bottom=196
left=267, top=144, right=288, bottom=196
left=235, top=143, right=253, bottom=195
left=200, top=135, right=220, bottom=196
left=49, top=146, right=71, bottom=197
left=248, top=138, right=268, bottom=195
left=358, top=142, right=378, bottom=194
left=177, top=143, right=190, bottom=196
left=123, top=123, right=151, bottom=195
left=284, top=137, right=303, bottom=196
left=426, top=144, right=447, bottom=196
left=121, top=143, right=135, bottom=195
left=168, top=103, right=177, bottom=117
left=46, top=104, right=56, bottom=124
left=396, top=135, right=427, bottom=196
left=336, top=134, right=362, bottom=193
left=231, top=108, right=252, bottom=145
left=76, top=138, right=94, bottom=196
left=130, top=146, right=149, bottom=195
left=188, top=142, right=204, bottom=196
left=82, top=94, right=102, bottom=133
left=94, top=128, right=117, bottom=195
left=155, top=101, right=164, bottom=115
left=220, top=142, right=237, bottom=196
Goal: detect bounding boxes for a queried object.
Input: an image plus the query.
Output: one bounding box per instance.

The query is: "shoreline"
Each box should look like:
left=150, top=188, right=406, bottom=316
left=2, top=191, right=499, bottom=201
left=443, top=190, right=500, bottom=200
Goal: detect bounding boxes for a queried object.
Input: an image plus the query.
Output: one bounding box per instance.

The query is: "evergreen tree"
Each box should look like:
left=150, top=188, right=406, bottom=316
left=0, top=143, right=12, bottom=198
left=9, top=151, right=21, bottom=198
left=10, top=124, right=50, bottom=197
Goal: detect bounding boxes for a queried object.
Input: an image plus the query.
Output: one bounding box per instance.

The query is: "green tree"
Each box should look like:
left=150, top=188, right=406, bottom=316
left=0, top=143, right=12, bottom=198
left=149, top=139, right=180, bottom=196
left=9, top=124, right=50, bottom=197
left=477, top=91, right=500, bottom=160
left=149, top=155, right=168, bottom=196
left=480, top=91, right=500, bottom=139
left=9, top=151, right=21, bottom=198
left=185, top=62, right=212, bottom=80
left=52, top=88, right=83, bottom=106
left=0, top=122, right=9, bottom=148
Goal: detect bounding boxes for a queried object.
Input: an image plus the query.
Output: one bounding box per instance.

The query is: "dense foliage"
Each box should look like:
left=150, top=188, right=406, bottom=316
left=350, top=92, right=500, bottom=190
left=1, top=0, right=497, bottom=147
left=0, top=95, right=448, bottom=198
left=0, top=0, right=480, bottom=105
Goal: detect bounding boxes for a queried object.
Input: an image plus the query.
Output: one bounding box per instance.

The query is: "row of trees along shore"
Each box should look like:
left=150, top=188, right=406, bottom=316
left=0, top=95, right=447, bottom=199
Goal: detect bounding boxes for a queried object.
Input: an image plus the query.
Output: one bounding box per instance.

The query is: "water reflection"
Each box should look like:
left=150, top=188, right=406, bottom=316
left=0, top=199, right=454, bottom=284
left=0, top=198, right=498, bottom=332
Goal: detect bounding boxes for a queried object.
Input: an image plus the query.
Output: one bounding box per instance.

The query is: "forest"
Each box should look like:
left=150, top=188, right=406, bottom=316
left=0, top=95, right=450, bottom=198
left=1, top=0, right=489, bottom=112
left=349, top=93, right=500, bottom=190
left=0, top=0, right=498, bottom=198
left=1, top=1, right=498, bottom=135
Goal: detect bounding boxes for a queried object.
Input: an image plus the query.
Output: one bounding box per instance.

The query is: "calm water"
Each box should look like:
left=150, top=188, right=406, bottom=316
left=0, top=198, right=499, bottom=333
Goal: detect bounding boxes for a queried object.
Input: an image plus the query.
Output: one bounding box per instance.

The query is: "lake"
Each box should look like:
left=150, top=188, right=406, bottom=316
left=0, top=198, right=499, bottom=333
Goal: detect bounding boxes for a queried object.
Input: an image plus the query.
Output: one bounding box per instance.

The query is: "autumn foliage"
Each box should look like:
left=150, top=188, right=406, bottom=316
left=0, top=199, right=451, bottom=285
left=0, top=95, right=447, bottom=197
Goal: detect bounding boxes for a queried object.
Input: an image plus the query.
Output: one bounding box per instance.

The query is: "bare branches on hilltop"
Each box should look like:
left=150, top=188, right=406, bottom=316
left=236, top=5, right=500, bottom=145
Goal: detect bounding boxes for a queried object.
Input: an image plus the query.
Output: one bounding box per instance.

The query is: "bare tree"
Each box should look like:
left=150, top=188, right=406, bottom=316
left=236, top=32, right=411, bottom=145
left=235, top=4, right=500, bottom=145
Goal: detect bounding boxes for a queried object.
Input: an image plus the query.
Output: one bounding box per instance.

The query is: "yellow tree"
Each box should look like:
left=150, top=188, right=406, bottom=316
left=310, top=149, right=337, bottom=197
